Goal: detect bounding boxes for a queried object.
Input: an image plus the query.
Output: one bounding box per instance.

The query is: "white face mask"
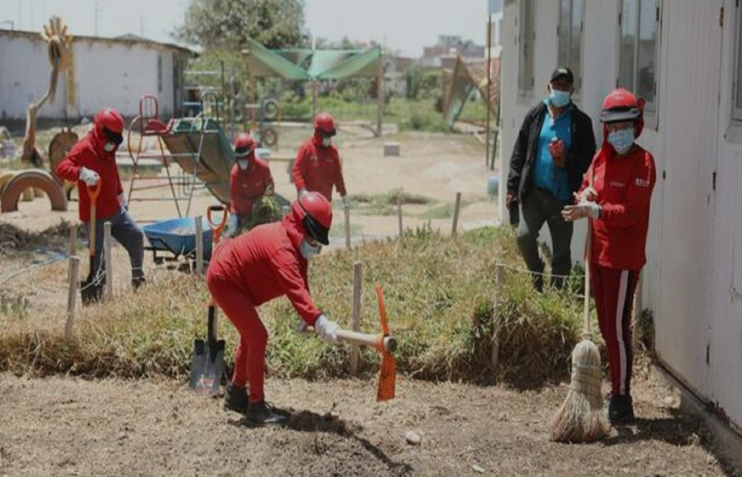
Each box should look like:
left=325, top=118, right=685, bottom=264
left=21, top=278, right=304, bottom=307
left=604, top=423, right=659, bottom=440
left=237, top=159, right=248, bottom=170
left=322, top=137, right=332, bottom=148
left=300, top=239, right=322, bottom=259
left=103, top=142, right=116, bottom=152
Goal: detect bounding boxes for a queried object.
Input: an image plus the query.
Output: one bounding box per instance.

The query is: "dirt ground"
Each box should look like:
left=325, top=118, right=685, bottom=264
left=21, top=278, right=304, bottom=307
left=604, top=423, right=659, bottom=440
left=0, top=126, right=499, bottom=244
left=0, top=368, right=735, bottom=477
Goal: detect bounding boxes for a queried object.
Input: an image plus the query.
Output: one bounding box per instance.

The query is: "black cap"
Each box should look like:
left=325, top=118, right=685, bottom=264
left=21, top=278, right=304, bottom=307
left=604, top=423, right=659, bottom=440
left=550, top=67, right=574, bottom=85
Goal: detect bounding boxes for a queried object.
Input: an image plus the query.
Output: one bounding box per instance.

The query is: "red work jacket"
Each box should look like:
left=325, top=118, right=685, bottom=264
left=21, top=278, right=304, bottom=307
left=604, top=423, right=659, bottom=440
left=229, top=158, right=274, bottom=215
left=292, top=135, right=347, bottom=201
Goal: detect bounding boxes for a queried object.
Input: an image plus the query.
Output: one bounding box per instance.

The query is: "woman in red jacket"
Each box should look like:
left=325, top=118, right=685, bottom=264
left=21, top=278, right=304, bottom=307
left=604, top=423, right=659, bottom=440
left=562, top=89, right=656, bottom=424
left=207, top=191, right=339, bottom=424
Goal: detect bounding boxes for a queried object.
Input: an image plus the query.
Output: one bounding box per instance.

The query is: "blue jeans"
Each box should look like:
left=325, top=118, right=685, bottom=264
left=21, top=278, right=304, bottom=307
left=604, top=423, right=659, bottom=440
left=85, top=208, right=145, bottom=285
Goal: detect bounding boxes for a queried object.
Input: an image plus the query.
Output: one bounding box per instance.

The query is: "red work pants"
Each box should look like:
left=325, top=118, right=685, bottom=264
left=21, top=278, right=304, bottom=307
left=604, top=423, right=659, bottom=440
left=591, top=264, right=640, bottom=397
left=207, top=271, right=268, bottom=404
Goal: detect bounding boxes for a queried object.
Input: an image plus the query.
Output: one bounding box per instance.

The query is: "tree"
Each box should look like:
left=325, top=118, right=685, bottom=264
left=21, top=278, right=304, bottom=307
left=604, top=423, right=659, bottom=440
left=175, top=0, right=307, bottom=50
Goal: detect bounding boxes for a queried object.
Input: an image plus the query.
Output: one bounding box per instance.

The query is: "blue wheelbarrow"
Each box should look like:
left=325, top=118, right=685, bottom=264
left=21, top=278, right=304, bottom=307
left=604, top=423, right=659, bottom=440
left=142, top=216, right=213, bottom=265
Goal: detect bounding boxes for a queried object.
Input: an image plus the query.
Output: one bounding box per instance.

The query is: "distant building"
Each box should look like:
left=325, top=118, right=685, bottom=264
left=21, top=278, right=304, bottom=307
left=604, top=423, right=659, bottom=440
left=385, top=56, right=416, bottom=97
left=0, top=29, right=196, bottom=121
left=421, top=35, right=485, bottom=68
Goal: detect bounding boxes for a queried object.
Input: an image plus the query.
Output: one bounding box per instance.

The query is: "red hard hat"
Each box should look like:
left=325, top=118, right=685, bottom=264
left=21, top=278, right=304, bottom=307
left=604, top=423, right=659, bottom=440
left=599, top=88, right=643, bottom=124
left=291, top=192, right=333, bottom=245
left=234, top=133, right=256, bottom=157
left=314, top=112, right=336, bottom=136
left=94, top=108, right=124, bottom=144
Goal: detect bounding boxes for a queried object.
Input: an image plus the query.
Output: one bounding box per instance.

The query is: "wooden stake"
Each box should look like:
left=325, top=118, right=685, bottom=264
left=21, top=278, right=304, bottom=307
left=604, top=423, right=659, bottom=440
left=491, top=264, right=503, bottom=373
left=344, top=207, right=352, bottom=250
left=104, top=221, right=113, bottom=301
left=377, top=49, right=385, bottom=137
left=195, top=216, right=204, bottom=276
left=350, top=261, right=363, bottom=375
left=397, top=194, right=403, bottom=238
left=65, top=256, right=80, bottom=340
left=68, top=223, right=77, bottom=257
left=452, top=192, right=462, bottom=237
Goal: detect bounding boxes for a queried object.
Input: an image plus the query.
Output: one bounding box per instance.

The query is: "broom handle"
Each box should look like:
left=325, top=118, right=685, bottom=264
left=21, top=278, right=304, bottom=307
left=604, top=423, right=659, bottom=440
left=582, top=167, right=594, bottom=337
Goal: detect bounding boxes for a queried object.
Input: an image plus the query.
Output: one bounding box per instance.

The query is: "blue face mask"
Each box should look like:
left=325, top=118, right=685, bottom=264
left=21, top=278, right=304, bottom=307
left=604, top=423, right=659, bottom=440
left=549, top=89, right=572, bottom=108
left=300, top=240, right=322, bottom=260
left=607, top=128, right=635, bottom=154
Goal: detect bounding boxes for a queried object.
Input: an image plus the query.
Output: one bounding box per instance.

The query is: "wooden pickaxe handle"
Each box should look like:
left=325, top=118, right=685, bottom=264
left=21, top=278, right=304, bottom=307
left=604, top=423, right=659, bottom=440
left=335, top=329, right=397, bottom=353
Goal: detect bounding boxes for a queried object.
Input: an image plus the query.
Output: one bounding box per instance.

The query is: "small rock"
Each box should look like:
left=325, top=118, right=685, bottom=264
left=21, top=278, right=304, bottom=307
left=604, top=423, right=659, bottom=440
left=324, top=411, right=340, bottom=421
left=473, top=464, right=485, bottom=473
left=405, top=431, right=421, bottom=445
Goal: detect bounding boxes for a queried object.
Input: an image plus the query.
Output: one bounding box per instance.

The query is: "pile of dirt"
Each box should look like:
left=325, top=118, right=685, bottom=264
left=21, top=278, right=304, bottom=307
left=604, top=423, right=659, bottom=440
left=0, top=220, right=76, bottom=254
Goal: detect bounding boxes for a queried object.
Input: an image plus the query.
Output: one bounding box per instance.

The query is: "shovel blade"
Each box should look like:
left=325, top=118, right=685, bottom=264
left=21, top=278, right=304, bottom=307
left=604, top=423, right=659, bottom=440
left=189, top=338, right=225, bottom=397
left=376, top=352, right=396, bottom=402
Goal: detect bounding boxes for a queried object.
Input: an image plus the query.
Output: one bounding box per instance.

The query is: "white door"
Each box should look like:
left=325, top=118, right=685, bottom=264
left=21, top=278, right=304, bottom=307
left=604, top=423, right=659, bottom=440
left=656, top=0, right=722, bottom=397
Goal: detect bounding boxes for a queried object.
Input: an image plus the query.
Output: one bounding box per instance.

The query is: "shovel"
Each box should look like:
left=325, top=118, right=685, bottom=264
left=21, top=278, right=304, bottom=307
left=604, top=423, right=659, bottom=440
left=81, top=181, right=103, bottom=306
left=189, top=205, right=229, bottom=396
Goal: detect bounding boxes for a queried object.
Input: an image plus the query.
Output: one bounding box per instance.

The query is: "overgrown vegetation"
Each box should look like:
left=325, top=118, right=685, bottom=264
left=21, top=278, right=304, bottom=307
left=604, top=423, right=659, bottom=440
left=0, top=226, right=586, bottom=388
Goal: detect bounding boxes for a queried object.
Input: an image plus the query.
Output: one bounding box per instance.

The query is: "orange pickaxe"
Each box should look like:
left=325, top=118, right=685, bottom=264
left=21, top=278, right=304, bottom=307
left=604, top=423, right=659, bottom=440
left=330, top=283, right=396, bottom=402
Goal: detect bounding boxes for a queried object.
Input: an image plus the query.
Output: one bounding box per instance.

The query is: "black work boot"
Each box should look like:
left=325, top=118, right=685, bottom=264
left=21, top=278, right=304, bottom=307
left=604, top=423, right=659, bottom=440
left=223, top=382, right=249, bottom=414
left=131, top=274, right=146, bottom=290
left=246, top=401, right=288, bottom=425
left=607, top=394, right=635, bottom=425
left=80, top=278, right=104, bottom=306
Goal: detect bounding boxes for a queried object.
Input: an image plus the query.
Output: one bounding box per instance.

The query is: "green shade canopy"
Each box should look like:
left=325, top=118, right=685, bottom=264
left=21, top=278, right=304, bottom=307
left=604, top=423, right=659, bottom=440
left=243, top=37, right=381, bottom=80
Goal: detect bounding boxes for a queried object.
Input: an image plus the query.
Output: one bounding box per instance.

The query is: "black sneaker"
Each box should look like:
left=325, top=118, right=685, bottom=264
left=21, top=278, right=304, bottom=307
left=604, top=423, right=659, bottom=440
left=608, top=394, right=635, bottom=424
left=132, top=274, right=145, bottom=290
left=223, top=382, right=249, bottom=414
left=246, top=401, right=288, bottom=425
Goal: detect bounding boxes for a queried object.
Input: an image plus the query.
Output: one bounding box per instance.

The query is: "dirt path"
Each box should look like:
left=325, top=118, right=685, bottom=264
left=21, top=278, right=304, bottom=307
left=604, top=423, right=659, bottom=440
left=0, top=371, right=733, bottom=477
left=0, top=131, right=499, bottom=240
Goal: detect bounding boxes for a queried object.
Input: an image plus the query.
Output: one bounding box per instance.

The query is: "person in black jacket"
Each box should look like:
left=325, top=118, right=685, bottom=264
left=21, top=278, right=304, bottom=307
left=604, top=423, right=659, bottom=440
left=506, top=67, right=596, bottom=290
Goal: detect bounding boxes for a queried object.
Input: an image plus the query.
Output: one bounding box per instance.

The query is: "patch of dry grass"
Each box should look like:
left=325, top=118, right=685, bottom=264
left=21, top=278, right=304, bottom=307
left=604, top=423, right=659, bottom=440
left=0, top=226, right=584, bottom=387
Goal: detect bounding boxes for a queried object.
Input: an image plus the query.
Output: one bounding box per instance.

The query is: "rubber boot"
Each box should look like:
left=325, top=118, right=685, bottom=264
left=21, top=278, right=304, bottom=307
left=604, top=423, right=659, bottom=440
left=246, top=401, right=288, bottom=425
left=223, top=382, right=249, bottom=414
left=607, top=394, right=635, bottom=424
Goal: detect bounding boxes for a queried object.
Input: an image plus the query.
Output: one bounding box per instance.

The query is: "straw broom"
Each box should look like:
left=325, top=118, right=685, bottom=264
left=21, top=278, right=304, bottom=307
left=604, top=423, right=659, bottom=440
left=550, top=176, right=609, bottom=443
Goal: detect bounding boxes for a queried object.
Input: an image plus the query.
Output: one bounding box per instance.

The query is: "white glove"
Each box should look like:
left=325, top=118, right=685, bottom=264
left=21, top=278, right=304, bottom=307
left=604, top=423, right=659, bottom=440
left=562, top=201, right=601, bottom=222
left=79, top=167, right=100, bottom=186
left=314, top=314, right=339, bottom=343
left=118, top=192, right=127, bottom=210
left=341, top=195, right=350, bottom=210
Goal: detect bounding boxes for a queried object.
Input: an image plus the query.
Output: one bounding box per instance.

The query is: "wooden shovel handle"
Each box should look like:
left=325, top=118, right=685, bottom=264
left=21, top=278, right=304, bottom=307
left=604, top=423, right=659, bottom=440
left=87, top=181, right=102, bottom=258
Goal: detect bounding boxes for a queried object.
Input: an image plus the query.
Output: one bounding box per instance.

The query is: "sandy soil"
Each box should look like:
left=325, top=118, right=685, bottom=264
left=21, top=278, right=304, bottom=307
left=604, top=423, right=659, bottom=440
left=0, top=369, right=735, bottom=477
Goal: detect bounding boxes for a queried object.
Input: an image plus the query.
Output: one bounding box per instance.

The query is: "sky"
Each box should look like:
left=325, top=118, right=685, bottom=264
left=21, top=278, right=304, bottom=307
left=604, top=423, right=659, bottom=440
left=0, top=0, right=489, bottom=57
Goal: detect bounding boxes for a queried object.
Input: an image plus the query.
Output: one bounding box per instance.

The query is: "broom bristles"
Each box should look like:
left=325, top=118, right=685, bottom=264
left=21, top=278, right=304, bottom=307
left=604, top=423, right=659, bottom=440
left=550, top=338, right=609, bottom=443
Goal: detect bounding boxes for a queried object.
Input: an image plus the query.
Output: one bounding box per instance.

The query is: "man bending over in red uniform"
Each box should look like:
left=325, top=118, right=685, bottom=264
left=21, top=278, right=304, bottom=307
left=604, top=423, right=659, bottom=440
left=207, top=191, right=340, bottom=424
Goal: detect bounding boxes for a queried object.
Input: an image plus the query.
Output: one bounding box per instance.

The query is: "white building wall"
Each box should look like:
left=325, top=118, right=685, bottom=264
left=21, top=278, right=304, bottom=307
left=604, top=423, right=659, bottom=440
left=0, top=32, right=185, bottom=121
left=0, top=34, right=68, bottom=119
left=501, top=0, right=742, bottom=432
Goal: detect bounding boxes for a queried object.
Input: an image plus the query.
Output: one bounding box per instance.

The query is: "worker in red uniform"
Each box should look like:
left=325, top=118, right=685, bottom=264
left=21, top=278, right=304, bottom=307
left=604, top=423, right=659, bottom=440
left=292, top=112, right=350, bottom=211
left=207, top=191, right=340, bottom=424
left=56, top=108, right=145, bottom=304
left=562, top=89, right=656, bottom=424
left=229, top=133, right=274, bottom=233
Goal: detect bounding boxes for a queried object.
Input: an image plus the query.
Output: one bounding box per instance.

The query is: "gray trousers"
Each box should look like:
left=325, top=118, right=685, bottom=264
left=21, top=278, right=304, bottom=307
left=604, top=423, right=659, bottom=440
left=516, top=186, right=573, bottom=289
left=85, top=208, right=145, bottom=285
